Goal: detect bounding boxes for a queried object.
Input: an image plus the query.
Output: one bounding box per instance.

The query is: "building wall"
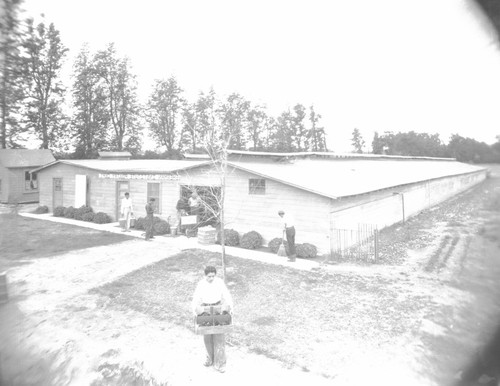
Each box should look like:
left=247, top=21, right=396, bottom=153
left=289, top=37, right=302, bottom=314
left=0, top=167, right=39, bottom=204
left=39, top=164, right=184, bottom=221
left=329, top=170, right=487, bottom=231
left=39, top=163, right=97, bottom=210
left=177, top=165, right=332, bottom=250
left=0, top=165, right=10, bottom=203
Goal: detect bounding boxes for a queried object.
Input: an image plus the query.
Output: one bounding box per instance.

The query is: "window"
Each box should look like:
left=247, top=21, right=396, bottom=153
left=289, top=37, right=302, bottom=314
left=249, top=178, right=265, bottom=195
left=25, top=171, right=38, bottom=190
left=147, top=183, right=160, bottom=213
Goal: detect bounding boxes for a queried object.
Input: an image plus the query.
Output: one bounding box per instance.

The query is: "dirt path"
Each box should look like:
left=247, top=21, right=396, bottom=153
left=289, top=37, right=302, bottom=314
left=0, top=238, right=333, bottom=386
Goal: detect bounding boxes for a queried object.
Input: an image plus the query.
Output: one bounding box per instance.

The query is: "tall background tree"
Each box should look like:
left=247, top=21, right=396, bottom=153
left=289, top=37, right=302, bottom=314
left=0, top=0, right=26, bottom=148
left=71, top=44, right=110, bottom=158
left=246, top=105, right=267, bottom=151
left=308, top=105, right=327, bottom=151
left=145, top=76, right=184, bottom=152
left=351, top=128, right=365, bottom=153
left=22, top=19, right=69, bottom=150
left=94, top=43, right=141, bottom=153
left=219, top=93, right=250, bottom=150
left=291, top=104, right=308, bottom=151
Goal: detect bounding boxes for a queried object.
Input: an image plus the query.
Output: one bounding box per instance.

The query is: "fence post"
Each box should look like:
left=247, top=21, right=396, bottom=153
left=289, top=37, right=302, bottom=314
left=374, top=228, right=379, bottom=261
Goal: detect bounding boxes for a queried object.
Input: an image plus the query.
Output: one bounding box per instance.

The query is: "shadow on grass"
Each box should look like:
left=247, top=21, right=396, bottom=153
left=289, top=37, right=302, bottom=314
left=0, top=214, right=133, bottom=270
left=91, top=248, right=429, bottom=378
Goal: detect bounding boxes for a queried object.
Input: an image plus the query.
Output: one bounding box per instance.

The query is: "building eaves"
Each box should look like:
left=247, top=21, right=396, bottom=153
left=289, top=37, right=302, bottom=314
left=31, top=159, right=214, bottom=174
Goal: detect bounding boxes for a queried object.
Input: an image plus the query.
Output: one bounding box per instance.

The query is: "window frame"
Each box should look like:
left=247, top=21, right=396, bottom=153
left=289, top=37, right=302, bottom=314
left=249, top=178, right=266, bottom=195
left=25, top=170, right=38, bottom=191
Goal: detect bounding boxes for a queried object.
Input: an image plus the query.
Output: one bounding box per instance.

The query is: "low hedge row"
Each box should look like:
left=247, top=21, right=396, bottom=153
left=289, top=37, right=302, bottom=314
left=52, top=205, right=112, bottom=224
left=216, top=229, right=318, bottom=258
left=133, top=216, right=170, bottom=235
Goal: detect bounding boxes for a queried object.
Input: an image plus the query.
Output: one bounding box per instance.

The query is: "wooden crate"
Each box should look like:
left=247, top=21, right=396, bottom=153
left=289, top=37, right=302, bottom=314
left=194, top=305, right=233, bottom=335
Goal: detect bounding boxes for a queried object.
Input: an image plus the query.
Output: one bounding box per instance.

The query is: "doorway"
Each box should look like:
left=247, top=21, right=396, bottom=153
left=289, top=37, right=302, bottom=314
left=116, top=181, right=130, bottom=220
left=180, top=185, right=221, bottom=227
left=53, top=178, right=63, bottom=209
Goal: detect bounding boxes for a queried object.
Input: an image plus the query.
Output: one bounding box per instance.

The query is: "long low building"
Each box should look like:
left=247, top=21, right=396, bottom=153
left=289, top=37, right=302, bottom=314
left=32, top=151, right=487, bottom=256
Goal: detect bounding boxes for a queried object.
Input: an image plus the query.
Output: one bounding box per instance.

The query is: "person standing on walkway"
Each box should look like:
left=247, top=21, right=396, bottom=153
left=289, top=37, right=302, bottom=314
left=278, top=210, right=296, bottom=262
left=175, top=196, right=189, bottom=234
left=145, top=198, right=155, bottom=241
left=192, top=266, right=233, bottom=373
left=188, top=192, right=201, bottom=218
left=120, top=192, right=134, bottom=232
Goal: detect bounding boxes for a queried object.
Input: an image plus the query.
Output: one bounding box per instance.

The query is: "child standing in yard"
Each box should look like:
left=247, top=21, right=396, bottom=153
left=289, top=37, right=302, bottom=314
left=192, top=266, right=233, bottom=373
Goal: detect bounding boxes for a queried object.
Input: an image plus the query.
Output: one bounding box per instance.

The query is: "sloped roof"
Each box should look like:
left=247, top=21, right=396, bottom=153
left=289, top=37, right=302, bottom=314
left=226, top=158, right=486, bottom=199
left=0, top=149, right=55, bottom=168
left=32, top=159, right=212, bottom=174
left=31, top=156, right=486, bottom=199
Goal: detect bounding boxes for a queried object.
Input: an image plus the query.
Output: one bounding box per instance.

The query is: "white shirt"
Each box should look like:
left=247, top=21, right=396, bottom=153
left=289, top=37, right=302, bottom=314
left=121, top=197, right=133, bottom=213
left=189, top=196, right=201, bottom=208
left=191, top=277, right=233, bottom=315
left=280, top=213, right=295, bottom=229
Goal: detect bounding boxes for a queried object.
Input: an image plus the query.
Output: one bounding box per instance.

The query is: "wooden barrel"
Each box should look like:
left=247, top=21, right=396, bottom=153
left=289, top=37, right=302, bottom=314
left=0, top=273, right=8, bottom=304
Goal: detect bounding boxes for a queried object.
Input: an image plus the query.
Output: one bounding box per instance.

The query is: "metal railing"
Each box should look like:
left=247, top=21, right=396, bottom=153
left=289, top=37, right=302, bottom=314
left=329, top=223, right=379, bottom=262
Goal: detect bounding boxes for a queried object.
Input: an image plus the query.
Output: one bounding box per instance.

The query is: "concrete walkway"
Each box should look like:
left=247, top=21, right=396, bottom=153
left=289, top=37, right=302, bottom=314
left=18, top=212, right=323, bottom=272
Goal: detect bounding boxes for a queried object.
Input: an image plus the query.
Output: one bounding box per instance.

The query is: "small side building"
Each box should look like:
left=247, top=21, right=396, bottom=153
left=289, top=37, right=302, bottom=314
left=0, top=149, right=56, bottom=204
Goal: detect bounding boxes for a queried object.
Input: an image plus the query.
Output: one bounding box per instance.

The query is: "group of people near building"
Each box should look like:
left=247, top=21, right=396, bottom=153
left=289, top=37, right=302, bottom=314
left=120, top=191, right=203, bottom=240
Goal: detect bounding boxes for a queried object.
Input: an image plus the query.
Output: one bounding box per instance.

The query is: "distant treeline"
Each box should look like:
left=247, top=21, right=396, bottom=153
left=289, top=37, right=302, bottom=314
left=369, top=131, right=500, bottom=163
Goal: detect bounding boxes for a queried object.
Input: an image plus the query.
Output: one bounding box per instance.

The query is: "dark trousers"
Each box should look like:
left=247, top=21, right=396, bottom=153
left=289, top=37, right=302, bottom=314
left=204, top=334, right=226, bottom=369
left=286, top=226, right=296, bottom=257
left=145, top=214, right=154, bottom=240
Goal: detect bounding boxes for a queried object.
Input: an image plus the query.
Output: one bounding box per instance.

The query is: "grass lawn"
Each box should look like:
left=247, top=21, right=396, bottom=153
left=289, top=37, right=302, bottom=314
left=0, top=213, right=133, bottom=271
left=92, top=248, right=432, bottom=378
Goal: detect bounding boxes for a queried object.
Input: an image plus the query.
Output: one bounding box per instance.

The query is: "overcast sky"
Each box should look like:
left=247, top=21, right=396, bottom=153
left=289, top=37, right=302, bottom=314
left=21, top=0, right=500, bottom=152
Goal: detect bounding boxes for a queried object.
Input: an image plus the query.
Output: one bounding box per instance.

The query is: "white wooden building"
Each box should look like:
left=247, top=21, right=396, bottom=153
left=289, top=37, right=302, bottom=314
left=32, top=151, right=487, bottom=254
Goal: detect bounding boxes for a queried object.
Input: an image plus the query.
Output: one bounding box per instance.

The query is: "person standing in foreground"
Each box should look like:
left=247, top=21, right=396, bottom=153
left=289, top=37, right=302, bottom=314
left=278, top=210, right=296, bottom=262
left=145, top=198, right=155, bottom=241
left=192, top=266, right=233, bottom=373
left=120, top=192, right=134, bottom=232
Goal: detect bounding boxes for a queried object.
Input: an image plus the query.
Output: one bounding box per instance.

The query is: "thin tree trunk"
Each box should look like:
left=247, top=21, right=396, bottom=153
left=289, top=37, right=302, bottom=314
left=220, top=154, right=227, bottom=282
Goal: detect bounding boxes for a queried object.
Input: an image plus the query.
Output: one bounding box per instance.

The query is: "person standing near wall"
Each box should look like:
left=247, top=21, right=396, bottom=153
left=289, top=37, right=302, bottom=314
left=176, top=196, right=189, bottom=233
left=145, top=198, right=155, bottom=241
left=120, top=192, right=134, bottom=232
left=188, top=192, right=201, bottom=218
left=192, top=266, right=233, bottom=373
left=278, top=210, right=296, bottom=262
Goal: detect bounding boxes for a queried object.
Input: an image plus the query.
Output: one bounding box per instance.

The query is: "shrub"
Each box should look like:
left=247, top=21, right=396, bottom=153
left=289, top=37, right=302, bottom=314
left=296, top=243, right=318, bottom=259
left=134, top=217, right=146, bottom=230
left=53, top=206, right=65, bottom=217
left=81, top=212, right=95, bottom=222
left=216, top=229, right=240, bottom=246
left=268, top=237, right=289, bottom=254
left=63, top=206, right=76, bottom=219
left=240, top=231, right=263, bottom=249
left=93, top=212, right=111, bottom=224
left=153, top=220, right=170, bottom=235
left=74, top=205, right=93, bottom=221
left=33, top=205, right=49, bottom=214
